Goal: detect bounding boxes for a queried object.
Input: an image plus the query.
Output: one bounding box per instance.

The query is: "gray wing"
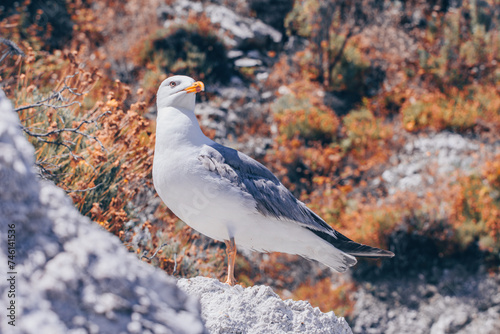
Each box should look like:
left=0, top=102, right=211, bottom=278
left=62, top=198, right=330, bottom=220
left=198, top=143, right=330, bottom=231
left=198, top=143, right=395, bottom=258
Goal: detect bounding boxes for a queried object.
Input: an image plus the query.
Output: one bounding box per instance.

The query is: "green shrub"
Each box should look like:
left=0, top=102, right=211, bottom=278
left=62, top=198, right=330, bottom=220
left=271, top=94, right=339, bottom=144
left=341, top=107, right=390, bottom=154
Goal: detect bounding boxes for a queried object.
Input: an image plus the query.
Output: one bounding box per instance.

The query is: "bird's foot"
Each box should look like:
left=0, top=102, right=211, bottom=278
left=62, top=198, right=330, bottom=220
left=224, top=274, right=237, bottom=286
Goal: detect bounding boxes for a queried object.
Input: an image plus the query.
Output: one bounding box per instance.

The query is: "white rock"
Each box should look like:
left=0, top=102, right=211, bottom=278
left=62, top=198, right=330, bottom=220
left=235, top=57, right=263, bottom=67
left=178, top=277, right=353, bottom=334
left=227, top=50, right=244, bottom=59
left=256, top=72, right=269, bottom=81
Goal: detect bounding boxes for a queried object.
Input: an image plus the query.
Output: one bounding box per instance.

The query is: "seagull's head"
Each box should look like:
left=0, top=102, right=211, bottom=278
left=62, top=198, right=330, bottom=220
left=157, top=75, right=205, bottom=111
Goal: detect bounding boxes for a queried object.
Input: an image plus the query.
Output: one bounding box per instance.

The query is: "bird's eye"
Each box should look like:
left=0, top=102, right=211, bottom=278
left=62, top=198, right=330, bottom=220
left=169, top=81, right=177, bottom=88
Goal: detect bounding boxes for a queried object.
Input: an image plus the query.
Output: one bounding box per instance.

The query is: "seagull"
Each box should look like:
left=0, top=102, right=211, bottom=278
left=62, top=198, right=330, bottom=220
left=153, top=75, right=394, bottom=286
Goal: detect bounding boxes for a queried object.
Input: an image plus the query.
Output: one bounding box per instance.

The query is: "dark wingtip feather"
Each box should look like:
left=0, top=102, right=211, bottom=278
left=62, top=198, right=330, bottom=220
left=307, top=227, right=395, bottom=259
left=348, top=248, right=395, bottom=258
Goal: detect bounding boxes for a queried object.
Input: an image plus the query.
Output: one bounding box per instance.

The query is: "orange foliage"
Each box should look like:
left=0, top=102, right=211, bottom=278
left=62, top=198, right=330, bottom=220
left=294, top=278, right=356, bottom=317
left=448, top=155, right=500, bottom=253
left=402, top=85, right=500, bottom=133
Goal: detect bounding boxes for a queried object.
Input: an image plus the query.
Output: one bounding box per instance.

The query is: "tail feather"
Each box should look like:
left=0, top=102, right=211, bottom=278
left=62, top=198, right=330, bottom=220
left=307, top=245, right=357, bottom=273
left=307, top=227, right=395, bottom=258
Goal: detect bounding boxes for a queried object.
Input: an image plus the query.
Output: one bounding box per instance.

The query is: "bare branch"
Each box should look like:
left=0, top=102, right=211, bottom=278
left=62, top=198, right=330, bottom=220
left=15, top=74, right=83, bottom=113
left=14, top=100, right=81, bottom=112
left=20, top=109, right=110, bottom=153
left=14, top=71, right=97, bottom=114
left=141, top=242, right=169, bottom=261
left=24, top=133, right=84, bottom=161
left=16, top=72, right=108, bottom=193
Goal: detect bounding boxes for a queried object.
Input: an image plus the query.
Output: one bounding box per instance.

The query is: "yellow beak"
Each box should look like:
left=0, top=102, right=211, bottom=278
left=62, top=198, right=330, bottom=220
left=183, top=81, right=205, bottom=94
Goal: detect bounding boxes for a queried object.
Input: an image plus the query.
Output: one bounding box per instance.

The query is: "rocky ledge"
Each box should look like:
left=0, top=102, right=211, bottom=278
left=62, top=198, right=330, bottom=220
left=178, top=277, right=352, bottom=334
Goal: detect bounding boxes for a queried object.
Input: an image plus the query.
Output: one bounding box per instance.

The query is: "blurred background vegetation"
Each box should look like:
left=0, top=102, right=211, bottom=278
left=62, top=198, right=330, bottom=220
left=1, top=0, right=499, bottom=321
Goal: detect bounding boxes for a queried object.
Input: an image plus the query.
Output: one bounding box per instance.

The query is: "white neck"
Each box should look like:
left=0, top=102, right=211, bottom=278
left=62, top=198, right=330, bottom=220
left=154, top=106, right=211, bottom=152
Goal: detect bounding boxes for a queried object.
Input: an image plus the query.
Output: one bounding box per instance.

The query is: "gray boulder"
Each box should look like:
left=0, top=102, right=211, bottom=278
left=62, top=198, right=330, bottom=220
left=0, top=91, right=206, bottom=334
left=158, top=0, right=282, bottom=49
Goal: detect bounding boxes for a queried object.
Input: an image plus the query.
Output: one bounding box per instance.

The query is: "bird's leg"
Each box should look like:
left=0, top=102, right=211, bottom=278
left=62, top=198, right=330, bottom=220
left=224, top=237, right=237, bottom=286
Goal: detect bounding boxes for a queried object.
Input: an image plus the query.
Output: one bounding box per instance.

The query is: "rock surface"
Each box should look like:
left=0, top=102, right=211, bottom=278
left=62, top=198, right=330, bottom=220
left=352, top=270, right=500, bottom=334
left=178, top=277, right=353, bottom=334
left=381, top=132, right=500, bottom=195
left=158, top=0, right=282, bottom=50
left=0, top=91, right=206, bottom=334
